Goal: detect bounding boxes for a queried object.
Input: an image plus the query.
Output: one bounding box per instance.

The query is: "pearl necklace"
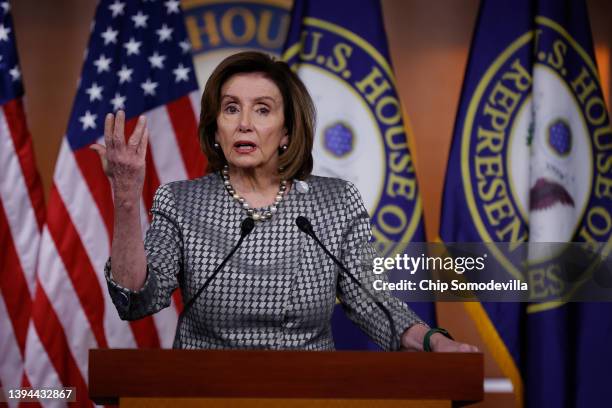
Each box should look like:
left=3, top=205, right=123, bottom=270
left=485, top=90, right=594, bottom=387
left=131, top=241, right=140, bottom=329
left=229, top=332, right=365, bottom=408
left=221, top=165, right=288, bottom=221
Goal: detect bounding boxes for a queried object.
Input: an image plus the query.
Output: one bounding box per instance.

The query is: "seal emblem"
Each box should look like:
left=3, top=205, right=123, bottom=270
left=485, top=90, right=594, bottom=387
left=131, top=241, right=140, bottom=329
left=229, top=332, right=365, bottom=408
left=461, top=16, right=612, bottom=309
left=183, top=0, right=291, bottom=86
left=283, top=17, right=423, bottom=255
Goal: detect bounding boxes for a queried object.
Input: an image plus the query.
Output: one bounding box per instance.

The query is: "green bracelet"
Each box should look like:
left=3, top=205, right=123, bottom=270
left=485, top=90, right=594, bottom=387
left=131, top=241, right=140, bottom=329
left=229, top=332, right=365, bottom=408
left=423, top=328, right=454, bottom=352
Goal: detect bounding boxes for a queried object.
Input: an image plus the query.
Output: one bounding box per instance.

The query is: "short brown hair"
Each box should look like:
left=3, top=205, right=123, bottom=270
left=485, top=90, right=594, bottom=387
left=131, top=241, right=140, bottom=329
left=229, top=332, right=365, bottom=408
left=199, top=51, right=315, bottom=180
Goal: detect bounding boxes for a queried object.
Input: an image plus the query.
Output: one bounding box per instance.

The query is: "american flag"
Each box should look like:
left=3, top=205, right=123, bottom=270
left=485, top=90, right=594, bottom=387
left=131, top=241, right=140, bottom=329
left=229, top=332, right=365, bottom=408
left=0, top=0, right=45, bottom=403
left=24, top=0, right=204, bottom=405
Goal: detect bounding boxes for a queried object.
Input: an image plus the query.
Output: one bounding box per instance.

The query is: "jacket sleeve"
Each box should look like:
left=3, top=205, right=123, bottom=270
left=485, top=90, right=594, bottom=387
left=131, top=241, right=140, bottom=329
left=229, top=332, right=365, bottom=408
left=105, top=184, right=183, bottom=320
left=335, top=181, right=425, bottom=350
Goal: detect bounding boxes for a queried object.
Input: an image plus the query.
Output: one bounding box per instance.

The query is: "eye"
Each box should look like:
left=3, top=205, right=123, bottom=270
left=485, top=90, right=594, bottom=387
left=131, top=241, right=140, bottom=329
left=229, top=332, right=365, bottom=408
left=224, top=104, right=239, bottom=114
left=256, top=106, right=270, bottom=115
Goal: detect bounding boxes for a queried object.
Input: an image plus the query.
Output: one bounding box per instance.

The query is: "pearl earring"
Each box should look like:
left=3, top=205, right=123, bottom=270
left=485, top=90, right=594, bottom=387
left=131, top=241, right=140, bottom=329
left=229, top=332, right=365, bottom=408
left=214, top=142, right=220, bottom=149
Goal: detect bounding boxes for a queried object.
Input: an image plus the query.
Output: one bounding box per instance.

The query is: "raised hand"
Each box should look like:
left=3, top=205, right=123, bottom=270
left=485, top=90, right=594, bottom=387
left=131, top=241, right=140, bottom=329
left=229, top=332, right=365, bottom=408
left=90, top=110, right=149, bottom=209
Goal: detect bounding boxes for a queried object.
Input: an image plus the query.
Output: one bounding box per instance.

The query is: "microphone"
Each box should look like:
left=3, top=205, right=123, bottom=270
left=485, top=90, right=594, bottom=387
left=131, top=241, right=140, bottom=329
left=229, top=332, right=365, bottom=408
left=175, top=217, right=255, bottom=348
left=295, top=216, right=399, bottom=351
left=239, top=217, right=256, bottom=237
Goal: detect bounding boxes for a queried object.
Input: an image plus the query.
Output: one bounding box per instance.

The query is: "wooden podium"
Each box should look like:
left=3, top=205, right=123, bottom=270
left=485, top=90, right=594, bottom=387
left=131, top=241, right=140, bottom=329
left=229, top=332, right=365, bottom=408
left=89, top=349, right=483, bottom=407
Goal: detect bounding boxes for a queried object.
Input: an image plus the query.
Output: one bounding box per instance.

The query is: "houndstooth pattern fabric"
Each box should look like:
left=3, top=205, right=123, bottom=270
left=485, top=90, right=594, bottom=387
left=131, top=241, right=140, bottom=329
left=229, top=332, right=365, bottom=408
left=105, top=173, right=423, bottom=350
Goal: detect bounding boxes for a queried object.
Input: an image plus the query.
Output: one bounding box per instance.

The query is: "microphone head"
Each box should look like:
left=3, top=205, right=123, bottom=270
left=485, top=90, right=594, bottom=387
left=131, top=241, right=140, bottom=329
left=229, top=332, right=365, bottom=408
left=295, top=216, right=313, bottom=234
left=240, top=217, right=255, bottom=236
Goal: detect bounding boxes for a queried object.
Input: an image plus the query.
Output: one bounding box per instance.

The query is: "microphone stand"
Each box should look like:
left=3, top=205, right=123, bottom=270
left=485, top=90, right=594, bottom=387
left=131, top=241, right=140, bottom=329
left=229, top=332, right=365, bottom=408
left=175, top=217, right=255, bottom=348
left=296, top=216, right=399, bottom=351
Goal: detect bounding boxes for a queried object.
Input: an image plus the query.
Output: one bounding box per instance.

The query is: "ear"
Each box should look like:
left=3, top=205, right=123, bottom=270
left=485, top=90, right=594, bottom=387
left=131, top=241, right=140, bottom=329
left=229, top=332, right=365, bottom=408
left=280, top=132, right=289, bottom=148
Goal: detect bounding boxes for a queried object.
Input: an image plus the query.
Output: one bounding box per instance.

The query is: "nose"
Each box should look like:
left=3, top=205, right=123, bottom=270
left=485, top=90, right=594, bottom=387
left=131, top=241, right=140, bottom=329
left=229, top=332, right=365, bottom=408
left=238, top=110, right=252, bottom=133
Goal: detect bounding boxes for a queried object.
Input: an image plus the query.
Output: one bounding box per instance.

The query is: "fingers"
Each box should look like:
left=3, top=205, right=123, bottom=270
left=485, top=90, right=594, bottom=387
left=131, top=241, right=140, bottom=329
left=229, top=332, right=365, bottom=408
left=112, top=110, right=125, bottom=148
left=89, top=143, right=109, bottom=174
left=137, top=127, right=149, bottom=157
left=458, top=343, right=472, bottom=352
left=104, top=113, right=114, bottom=148
left=128, top=115, right=147, bottom=150
left=457, top=342, right=480, bottom=353
left=433, top=338, right=480, bottom=353
left=89, top=143, right=106, bottom=156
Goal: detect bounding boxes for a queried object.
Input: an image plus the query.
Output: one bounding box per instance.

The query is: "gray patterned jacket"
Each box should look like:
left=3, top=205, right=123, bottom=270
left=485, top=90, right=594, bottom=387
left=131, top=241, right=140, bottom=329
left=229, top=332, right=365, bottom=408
left=105, top=173, right=422, bottom=350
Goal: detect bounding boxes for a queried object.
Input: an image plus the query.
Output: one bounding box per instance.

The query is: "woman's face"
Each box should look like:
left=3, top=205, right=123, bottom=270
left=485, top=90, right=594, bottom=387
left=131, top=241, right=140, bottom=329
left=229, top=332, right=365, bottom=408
left=215, top=72, right=288, bottom=173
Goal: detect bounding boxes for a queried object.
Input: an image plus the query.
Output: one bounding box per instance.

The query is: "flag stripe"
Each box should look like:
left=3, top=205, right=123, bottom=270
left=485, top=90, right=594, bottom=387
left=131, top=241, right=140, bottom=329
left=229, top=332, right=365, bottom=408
left=172, top=289, right=184, bottom=315
left=46, top=186, right=109, bottom=349
left=73, top=147, right=115, bottom=237
left=0, top=293, right=25, bottom=400
left=0, top=99, right=39, bottom=369
left=2, top=99, right=45, bottom=230
left=25, top=322, right=66, bottom=405
left=18, top=375, right=42, bottom=408
left=143, top=144, right=162, bottom=217
left=31, top=281, right=92, bottom=407
left=139, top=194, right=150, bottom=236
left=0, top=109, right=41, bottom=296
left=146, top=106, right=188, bottom=184
left=0, top=76, right=42, bottom=407
left=0, top=201, right=31, bottom=354
left=128, top=316, right=161, bottom=348
left=166, top=94, right=206, bottom=179
left=54, top=143, right=110, bottom=288
left=36, top=229, right=97, bottom=384
left=189, top=90, right=201, bottom=118
left=152, top=299, right=179, bottom=348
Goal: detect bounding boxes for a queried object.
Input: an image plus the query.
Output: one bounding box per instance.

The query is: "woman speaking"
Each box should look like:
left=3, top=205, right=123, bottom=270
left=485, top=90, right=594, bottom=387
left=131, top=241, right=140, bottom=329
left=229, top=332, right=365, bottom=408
left=92, top=51, right=477, bottom=353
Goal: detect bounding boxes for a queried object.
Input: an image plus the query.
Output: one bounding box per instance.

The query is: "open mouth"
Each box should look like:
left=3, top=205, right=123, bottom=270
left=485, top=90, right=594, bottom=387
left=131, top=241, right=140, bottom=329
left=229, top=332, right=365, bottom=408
left=233, top=141, right=257, bottom=153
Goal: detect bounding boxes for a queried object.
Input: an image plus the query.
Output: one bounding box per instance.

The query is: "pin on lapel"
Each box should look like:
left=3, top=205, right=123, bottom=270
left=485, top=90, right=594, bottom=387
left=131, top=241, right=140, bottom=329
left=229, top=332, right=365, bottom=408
left=295, top=180, right=309, bottom=194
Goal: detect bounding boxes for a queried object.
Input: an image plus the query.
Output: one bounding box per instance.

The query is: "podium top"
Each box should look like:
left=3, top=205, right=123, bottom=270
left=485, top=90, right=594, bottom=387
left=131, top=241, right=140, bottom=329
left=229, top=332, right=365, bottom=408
left=89, top=349, right=483, bottom=404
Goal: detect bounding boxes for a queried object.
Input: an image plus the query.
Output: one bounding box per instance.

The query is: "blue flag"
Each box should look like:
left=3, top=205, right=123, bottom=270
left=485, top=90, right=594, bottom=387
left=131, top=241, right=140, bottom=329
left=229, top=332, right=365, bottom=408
left=282, top=0, right=436, bottom=349
left=441, top=0, right=612, bottom=406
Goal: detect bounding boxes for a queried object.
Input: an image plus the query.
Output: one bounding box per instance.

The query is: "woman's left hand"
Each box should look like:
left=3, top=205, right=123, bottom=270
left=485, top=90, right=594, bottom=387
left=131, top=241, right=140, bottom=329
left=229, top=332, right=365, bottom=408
left=428, top=332, right=479, bottom=352
left=401, top=323, right=479, bottom=352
